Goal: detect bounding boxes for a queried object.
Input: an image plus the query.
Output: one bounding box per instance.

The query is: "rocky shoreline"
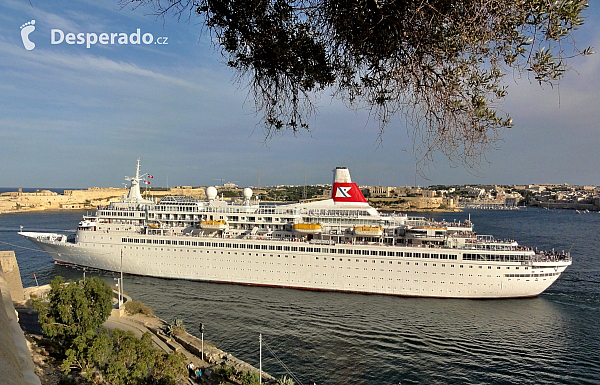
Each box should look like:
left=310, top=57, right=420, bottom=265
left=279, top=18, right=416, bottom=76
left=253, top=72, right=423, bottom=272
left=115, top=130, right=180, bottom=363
left=119, top=312, right=276, bottom=384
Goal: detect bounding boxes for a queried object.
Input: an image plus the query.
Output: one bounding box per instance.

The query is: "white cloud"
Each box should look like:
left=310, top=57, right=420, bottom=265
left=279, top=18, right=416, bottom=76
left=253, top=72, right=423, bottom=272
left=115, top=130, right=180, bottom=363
left=0, top=41, right=197, bottom=88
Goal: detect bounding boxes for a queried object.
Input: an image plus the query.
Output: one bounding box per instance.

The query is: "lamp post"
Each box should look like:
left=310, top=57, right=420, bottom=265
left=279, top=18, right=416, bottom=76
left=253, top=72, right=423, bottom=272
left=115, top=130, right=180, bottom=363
left=120, top=250, right=124, bottom=307
left=113, top=277, right=121, bottom=307
left=259, top=333, right=262, bottom=384
left=200, top=323, right=205, bottom=361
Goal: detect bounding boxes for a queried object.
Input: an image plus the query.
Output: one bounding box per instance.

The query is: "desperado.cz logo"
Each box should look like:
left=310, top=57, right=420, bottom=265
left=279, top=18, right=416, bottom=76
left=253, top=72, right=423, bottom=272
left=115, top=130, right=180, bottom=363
left=20, top=20, right=36, bottom=50
left=20, top=19, right=168, bottom=50
left=52, top=28, right=168, bottom=48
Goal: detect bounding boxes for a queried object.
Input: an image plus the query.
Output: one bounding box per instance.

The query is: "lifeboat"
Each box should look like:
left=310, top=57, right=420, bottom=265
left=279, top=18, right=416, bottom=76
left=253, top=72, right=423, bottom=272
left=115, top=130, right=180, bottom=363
left=200, top=219, right=228, bottom=231
left=353, top=225, right=383, bottom=236
left=148, top=223, right=161, bottom=229
left=293, top=223, right=322, bottom=234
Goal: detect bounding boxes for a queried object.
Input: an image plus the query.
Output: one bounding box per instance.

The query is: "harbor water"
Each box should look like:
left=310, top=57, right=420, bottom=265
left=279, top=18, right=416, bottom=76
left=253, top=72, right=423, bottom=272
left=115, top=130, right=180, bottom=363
left=1, top=208, right=599, bottom=384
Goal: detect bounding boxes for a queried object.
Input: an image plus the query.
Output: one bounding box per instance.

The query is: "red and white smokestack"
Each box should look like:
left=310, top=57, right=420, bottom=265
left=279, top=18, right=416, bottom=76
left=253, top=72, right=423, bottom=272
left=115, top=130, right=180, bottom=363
left=331, top=167, right=368, bottom=204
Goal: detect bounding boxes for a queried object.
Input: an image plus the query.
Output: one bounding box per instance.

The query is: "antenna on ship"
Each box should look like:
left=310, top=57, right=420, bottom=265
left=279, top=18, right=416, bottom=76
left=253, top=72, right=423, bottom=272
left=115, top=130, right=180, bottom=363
left=124, top=158, right=153, bottom=203
left=303, top=172, right=307, bottom=200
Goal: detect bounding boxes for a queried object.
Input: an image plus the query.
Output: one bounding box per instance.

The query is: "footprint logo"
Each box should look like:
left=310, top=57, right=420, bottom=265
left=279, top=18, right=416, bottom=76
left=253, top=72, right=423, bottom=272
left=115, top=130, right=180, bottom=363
left=20, top=20, right=36, bottom=51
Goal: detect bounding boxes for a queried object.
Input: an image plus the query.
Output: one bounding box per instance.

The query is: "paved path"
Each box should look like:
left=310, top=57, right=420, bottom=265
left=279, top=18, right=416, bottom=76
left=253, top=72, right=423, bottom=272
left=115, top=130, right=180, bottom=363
left=106, top=314, right=211, bottom=384
left=105, top=315, right=172, bottom=353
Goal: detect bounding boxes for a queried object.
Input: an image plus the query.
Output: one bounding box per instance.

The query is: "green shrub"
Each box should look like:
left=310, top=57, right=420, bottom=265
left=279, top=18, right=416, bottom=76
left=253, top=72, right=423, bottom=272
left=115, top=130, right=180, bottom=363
left=124, top=300, right=154, bottom=316
left=277, top=375, right=295, bottom=385
left=166, top=318, right=186, bottom=337
left=215, top=364, right=237, bottom=380
left=241, top=370, right=260, bottom=385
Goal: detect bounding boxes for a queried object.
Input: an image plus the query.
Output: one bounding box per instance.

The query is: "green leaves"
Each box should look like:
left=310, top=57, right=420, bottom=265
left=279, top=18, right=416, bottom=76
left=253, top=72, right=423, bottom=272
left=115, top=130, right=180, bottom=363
left=125, top=0, right=592, bottom=171
left=34, top=276, right=113, bottom=349
left=34, top=276, right=186, bottom=383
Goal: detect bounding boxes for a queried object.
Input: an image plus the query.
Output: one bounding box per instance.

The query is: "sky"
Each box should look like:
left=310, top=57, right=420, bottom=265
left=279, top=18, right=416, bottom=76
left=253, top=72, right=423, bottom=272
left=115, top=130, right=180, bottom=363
left=1, top=1, right=600, bottom=189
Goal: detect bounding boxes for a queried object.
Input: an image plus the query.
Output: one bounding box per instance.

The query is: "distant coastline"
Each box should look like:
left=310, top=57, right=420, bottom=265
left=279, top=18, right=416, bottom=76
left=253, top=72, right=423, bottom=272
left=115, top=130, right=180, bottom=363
left=0, top=186, right=205, bottom=214
left=2, top=181, right=598, bottom=215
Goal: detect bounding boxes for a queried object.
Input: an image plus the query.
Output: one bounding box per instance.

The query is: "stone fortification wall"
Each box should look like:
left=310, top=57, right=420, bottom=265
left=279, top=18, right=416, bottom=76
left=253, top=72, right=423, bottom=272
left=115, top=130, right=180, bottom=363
left=0, top=252, right=25, bottom=302
left=0, top=187, right=128, bottom=212
left=0, top=251, right=41, bottom=385
left=0, top=186, right=209, bottom=213
left=64, top=187, right=126, bottom=200
left=168, top=187, right=206, bottom=199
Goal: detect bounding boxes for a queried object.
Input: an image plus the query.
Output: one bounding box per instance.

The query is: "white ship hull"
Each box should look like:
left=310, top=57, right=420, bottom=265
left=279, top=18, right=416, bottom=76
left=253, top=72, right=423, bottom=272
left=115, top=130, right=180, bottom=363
left=19, top=161, right=571, bottom=299
left=20, top=230, right=569, bottom=299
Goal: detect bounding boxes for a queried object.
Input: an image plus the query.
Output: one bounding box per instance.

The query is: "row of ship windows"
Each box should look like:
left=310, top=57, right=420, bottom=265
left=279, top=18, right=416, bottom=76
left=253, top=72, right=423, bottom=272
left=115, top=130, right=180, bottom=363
left=505, top=272, right=558, bottom=278
left=117, top=244, right=529, bottom=272
left=120, top=237, right=458, bottom=259
left=124, top=262, right=536, bottom=287
left=463, top=253, right=530, bottom=262
left=99, top=211, right=139, bottom=217
left=138, top=258, right=550, bottom=282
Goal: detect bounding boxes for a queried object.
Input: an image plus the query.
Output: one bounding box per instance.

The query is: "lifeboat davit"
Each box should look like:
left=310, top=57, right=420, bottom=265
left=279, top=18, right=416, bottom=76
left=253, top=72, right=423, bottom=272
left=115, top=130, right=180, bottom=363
left=293, top=223, right=322, bottom=234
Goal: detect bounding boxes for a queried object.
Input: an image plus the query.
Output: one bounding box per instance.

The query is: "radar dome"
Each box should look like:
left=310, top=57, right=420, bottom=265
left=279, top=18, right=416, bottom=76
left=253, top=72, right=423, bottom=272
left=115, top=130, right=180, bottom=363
left=206, top=186, right=218, bottom=200
left=243, top=188, right=253, bottom=200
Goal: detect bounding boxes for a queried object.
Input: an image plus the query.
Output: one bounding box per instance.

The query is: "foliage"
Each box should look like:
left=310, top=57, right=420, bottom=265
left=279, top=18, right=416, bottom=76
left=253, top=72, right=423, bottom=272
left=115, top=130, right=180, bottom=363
left=34, top=276, right=186, bottom=384
left=124, top=300, right=154, bottom=316
left=262, top=185, right=326, bottom=201
left=165, top=318, right=186, bottom=337
left=60, top=327, right=112, bottom=374
left=151, top=348, right=188, bottom=384
left=222, top=190, right=242, bottom=198
left=123, top=0, right=591, bottom=171
left=241, top=370, right=260, bottom=385
left=215, top=364, right=238, bottom=381
left=277, top=375, right=295, bottom=385
left=33, top=276, right=113, bottom=351
left=61, top=329, right=186, bottom=384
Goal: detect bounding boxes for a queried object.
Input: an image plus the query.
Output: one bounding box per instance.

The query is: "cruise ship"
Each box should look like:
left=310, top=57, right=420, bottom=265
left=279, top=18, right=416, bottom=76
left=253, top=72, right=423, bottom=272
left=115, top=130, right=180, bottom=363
left=20, top=161, right=571, bottom=298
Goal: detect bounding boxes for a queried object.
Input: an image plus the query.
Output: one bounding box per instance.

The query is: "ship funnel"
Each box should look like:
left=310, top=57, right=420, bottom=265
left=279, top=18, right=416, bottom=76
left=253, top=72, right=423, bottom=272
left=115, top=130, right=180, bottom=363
left=331, top=167, right=367, bottom=204
left=333, top=167, right=352, bottom=184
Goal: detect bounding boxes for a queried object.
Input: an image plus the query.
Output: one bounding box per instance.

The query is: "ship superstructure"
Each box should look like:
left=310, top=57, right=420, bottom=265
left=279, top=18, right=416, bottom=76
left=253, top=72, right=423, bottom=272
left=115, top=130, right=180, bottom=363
left=20, top=161, right=571, bottom=298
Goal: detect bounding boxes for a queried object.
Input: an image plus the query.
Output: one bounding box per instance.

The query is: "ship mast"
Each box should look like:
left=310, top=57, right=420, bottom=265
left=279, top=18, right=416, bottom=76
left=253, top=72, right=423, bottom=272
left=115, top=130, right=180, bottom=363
left=125, top=158, right=151, bottom=203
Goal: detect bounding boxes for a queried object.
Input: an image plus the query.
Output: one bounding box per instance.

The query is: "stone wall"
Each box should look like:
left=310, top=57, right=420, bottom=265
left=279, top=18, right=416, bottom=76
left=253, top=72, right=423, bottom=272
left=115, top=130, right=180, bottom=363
left=0, top=251, right=25, bottom=302
left=0, top=251, right=41, bottom=385
left=0, top=186, right=207, bottom=213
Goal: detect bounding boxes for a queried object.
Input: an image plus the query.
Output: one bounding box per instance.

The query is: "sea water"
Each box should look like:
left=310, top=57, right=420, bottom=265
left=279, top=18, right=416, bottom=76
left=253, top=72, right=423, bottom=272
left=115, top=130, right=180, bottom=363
left=1, top=208, right=598, bottom=384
